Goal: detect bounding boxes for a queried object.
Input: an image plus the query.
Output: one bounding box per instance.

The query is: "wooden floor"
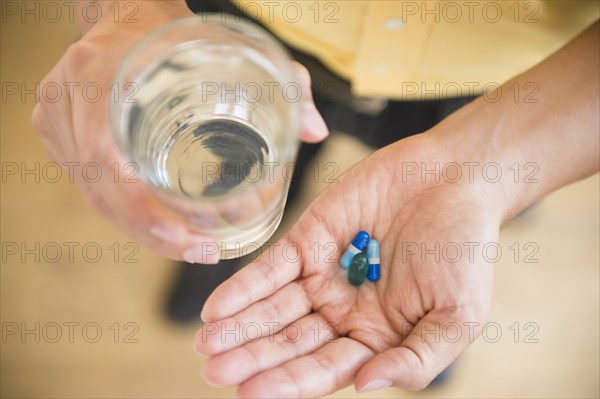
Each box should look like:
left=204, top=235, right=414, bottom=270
left=1, top=14, right=599, bottom=399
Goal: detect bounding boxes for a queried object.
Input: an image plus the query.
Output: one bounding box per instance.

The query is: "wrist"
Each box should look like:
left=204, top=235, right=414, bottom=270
left=428, top=21, right=599, bottom=224
left=426, top=98, right=536, bottom=224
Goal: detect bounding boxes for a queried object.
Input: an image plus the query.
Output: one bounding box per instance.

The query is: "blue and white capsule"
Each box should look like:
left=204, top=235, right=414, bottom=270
left=340, top=231, right=370, bottom=269
left=366, top=239, right=380, bottom=282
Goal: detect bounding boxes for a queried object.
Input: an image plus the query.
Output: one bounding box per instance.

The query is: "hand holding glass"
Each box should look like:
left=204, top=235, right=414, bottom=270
left=110, top=15, right=302, bottom=259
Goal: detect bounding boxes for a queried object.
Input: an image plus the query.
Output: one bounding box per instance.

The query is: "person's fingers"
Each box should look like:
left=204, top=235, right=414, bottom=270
left=59, top=110, right=217, bottom=263
left=64, top=84, right=221, bottom=263
left=30, top=25, right=224, bottom=263
left=31, top=104, right=66, bottom=164
left=31, top=59, right=81, bottom=166
left=201, top=236, right=304, bottom=322
left=78, top=162, right=220, bottom=263
left=196, top=281, right=311, bottom=356
left=354, top=309, right=484, bottom=392
left=294, top=63, right=329, bottom=144
left=200, top=313, right=333, bottom=387
left=236, top=337, right=374, bottom=399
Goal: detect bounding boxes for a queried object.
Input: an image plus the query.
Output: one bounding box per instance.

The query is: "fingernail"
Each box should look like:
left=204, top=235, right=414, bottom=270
left=357, top=379, right=392, bottom=393
left=150, top=225, right=184, bottom=245
left=183, top=247, right=220, bottom=265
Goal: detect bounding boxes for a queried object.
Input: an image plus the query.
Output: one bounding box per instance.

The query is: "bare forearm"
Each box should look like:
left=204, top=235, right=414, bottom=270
left=432, top=20, right=599, bottom=222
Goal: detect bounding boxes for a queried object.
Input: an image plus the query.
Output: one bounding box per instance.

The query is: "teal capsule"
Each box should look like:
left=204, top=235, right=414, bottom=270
left=366, top=240, right=380, bottom=282
left=348, top=253, right=369, bottom=286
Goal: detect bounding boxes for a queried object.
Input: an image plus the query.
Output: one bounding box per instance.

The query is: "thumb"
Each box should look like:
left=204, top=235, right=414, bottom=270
left=293, top=62, right=329, bottom=143
left=354, top=309, right=485, bottom=393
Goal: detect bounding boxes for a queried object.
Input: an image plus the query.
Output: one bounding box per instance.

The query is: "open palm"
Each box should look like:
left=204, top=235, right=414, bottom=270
left=195, top=133, right=501, bottom=398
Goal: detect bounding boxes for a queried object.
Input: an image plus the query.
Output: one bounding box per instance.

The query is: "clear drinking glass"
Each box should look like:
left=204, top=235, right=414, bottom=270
left=110, top=15, right=302, bottom=259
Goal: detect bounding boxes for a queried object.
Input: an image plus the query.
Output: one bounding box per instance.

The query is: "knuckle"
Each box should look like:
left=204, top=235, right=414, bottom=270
left=260, top=297, right=282, bottom=320
left=62, top=41, right=93, bottom=72
left=287, top=282, right=311, bottom=314
left=256, top=260, right=278, bottom=293
left=296, top=284, right=312, bottom=313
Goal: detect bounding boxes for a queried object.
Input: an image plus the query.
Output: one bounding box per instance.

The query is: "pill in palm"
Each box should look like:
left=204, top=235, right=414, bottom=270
left=339, top=231, right=370, bottom=268
left=366, top=239, right=380, bottom=282
left=348, top=253, right=369, bottom=286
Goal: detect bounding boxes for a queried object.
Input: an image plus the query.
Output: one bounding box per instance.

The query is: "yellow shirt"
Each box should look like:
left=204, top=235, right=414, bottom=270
left=233, top=0, right=599, bottom=100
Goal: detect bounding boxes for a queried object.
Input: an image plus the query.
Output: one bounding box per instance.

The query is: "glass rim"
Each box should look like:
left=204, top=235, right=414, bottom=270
left=109, top=13, right=301, bottom=149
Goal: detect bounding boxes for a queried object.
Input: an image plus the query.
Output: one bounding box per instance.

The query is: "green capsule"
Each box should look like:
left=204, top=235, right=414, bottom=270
left=348, top=253, right=369, bottom=286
